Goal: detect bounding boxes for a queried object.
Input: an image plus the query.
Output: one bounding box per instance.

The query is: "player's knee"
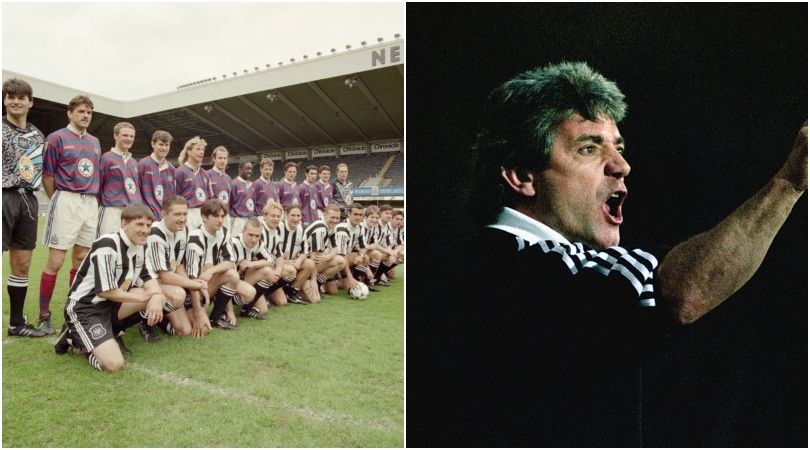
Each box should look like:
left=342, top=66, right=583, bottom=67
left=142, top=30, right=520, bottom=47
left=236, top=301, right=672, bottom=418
left=100, top=355, right=125, bottom=372
left=225, top=268, right=240, bottom=284
left=332, top=255, right=345, bottom=268
left=303, top=259, right=315, bottom=270
left=45, top=252, right=66, bottom=273
left=174, top=321, right=192, bottom=337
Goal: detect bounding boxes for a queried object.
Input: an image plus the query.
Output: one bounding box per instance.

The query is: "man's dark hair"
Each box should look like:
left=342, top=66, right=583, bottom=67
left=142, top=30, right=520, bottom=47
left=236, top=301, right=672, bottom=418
left=121, top=204, right=153, bottom=223
left=2, top=78, right=33, bottom=101
left=201, top=198, right=227, bottom=217
left=67, top=95, right=94, bottom=112
left=472, top=61, right=627, bottom=225
left=152, top=130, right=173, bottom=143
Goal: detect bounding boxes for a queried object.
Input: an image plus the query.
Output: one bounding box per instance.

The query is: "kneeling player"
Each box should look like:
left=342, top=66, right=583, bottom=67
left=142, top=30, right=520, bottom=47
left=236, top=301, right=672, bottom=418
left=222, top=218, right=283, bottom=320
left=278, top=204, right=317, bottom=304
left=54, top=204, right=166, bottom=372
left=143, top=195, right=209, bottom=340
left=332, top=202, right=367, bottom=296
left=185, top=199, right=255, bottom=331
left=259, top=202, right=297, bottom=307
left=304, top=204, right=345, bottom=295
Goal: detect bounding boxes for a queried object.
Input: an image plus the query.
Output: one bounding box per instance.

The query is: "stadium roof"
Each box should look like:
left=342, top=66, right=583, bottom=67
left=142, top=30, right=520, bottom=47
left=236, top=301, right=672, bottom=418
left=2, top=37, right=403, bottom=161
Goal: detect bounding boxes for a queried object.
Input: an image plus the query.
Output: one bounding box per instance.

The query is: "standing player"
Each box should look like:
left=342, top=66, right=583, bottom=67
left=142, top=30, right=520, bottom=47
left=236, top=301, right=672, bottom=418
left=40, top=95, right=101, bottom=334
left=252, top=158, right=280, bottom=219
left=277, top=205, right=316, bottom=304
left=303, top=204, right=345, bottom=295
left=138, top=130, right=175, bottom=221
left=185, top=199, right=254, bottom=330
left=331, top=202, right=366, bottom=295
left=331, top=163, right=354, bottom=220
left=221, top=218, right=281, bottom=320
left=207, top=145, right=231, bottom=211
left=3, top=78, right=47, bottom=337
left=53, top=204, right=166, bottom=372
left=97, top=122, right=142, bottom=236
left=175, top=136, right=212, bottom=230
left=314, top=165, right=333, bottom=220
left=229, top=161, right=255, bottom=237
left=277, top=162, right=299, bottom=210
left=296, top=165, right=319, bottom=228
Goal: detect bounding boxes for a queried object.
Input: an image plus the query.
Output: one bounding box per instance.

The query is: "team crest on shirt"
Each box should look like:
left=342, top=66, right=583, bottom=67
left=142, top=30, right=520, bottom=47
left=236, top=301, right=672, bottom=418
left=310, top=199, right=317, bottom=210
left=218, top=190, right=229, bottom=204
left=17, top=155, right=35, bottom=182
left=246, top=199, right=254, bottom=211
left=125, top=177, right=137, bottom=195
left=195, top=187, right=206, bottom=202
left=50, top=234, right=60, bottom=245
left=155, top=185, right=164, bottom=202
left=120, top=278, right=132, bottom=291
left=89, top=324, right=107, bottom=340
left=77, top=158, right=94, bottom=177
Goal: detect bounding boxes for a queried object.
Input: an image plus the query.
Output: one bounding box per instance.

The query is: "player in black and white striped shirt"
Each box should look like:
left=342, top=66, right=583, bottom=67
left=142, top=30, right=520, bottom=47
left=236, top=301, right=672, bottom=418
left=331, top=202, right=367, bottom=295
left=143, top=195, right=210, bottom=340
left=277, top=204, right=317, bottom=304
left=356, top=205, right=397, bottom=292
left=258, top=202, right=297, bottom=306
left=220, top=218, right=283, bottom=320
left=303, top=204, right=346, bottom=295
left=373, top=205, right=403, bottom=285
left=185, top=199, right=254, bottom=331
left=54, top=204, right=166, bottom=372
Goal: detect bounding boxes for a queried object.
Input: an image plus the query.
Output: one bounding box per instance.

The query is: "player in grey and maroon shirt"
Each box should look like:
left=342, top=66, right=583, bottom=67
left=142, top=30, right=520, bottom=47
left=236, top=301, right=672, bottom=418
left=207, top=146, right=231, bottom=210
left=296, top=164, right=319, bottom=227
left=252, top=158, right=280, bottom=218
left=229, top=161, right=256, bottom=237
left=97, top=122, right=142, bottom=236
left=314, top=165, right=333, bottom=220
left=175, top=136, right=212, bottom=230
left=138, top=130, right=176, bottom=221
left=277, top=161, right=299, bottom=210
left=39, top=95, right=101, bottom=334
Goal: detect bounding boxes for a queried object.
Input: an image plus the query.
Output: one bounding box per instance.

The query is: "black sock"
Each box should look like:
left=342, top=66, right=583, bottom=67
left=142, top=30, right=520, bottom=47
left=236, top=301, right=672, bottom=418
left=243, top=281, right=271, bottom=312
left=113, top=310, right=146, bottom=335
left=375, top=261, right=394, bottom=280
left=210, top=286, right=235, bottom=321
left=7, top=275, right=28, bottom=326
left=352, top=266, right=367, bottom=282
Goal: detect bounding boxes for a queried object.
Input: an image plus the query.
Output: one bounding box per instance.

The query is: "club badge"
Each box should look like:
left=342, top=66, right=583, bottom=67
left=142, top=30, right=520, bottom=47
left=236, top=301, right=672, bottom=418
left=89, top=324, right=107, bottom=340
left=218, top=190, right=229, bottom=204
left=77, top=158, right=94, bottom=177
left=125, top=177, right=137, bottom=195
left=246, top=199, right=254, bottom=211
left=17, top=155, right=35, bottom=182
left=195, top=187, right=206, bottom=202
left=154, top=184, right=164, bottom=202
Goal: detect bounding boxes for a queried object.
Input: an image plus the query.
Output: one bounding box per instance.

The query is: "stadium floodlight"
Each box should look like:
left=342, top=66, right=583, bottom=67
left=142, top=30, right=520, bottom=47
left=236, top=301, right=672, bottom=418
left=290, top=58, right=295, bottom=63
left=361, top=41, right=367, bottom=46
left=395, top=33, right=401, bottom=38
left=331, top=48, right=336, bottom=53
left=377, top=37, right=384, bottom=42
left=316, top=51, right=322, bottom=56
left=266, top=63, right=271, bottom=68
left=243, top=69, right=248, bottom=74
left=204, top=104, right=214, bottom=114
left=303, top=54, right=308, bottom=59
left=344, top=75, right=358, bottom=89
left=223, top=74, right=227, bottom=78
left=345, top=44, right=352, bottom=50
left=233, top=72, right=237, bottom=76
left=278, top=61, right=283, bottom=66
left=255, top=67, right=259, bottom=71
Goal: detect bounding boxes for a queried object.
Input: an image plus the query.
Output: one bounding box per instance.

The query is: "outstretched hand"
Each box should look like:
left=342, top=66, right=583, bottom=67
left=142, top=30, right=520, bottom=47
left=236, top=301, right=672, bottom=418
left=776, top=120, right=808, bottom=193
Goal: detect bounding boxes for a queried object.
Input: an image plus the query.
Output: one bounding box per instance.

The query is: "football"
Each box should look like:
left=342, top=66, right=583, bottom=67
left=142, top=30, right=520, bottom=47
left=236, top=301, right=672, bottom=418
left=349, top=282, right=370, bottom=300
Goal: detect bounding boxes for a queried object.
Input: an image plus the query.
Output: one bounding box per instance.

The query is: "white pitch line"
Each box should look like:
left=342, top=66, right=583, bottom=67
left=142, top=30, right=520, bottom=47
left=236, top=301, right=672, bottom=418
left=127, top=362, right=398, bottom=433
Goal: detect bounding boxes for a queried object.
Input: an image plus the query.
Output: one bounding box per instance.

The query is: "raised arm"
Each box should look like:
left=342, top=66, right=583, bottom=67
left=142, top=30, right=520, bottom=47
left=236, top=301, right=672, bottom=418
left=658, top=121, right=807, bottom=324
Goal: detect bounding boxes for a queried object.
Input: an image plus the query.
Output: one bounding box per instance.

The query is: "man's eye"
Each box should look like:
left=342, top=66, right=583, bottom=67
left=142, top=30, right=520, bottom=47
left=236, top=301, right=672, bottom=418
left=617, top=147, right=626, bottom=155
left=579, top=146, right=596, bottom=155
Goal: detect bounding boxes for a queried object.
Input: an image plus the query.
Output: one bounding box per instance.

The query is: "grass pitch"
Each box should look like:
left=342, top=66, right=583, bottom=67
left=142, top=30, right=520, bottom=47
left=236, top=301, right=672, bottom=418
left=2, top=217, right=404, bottom=447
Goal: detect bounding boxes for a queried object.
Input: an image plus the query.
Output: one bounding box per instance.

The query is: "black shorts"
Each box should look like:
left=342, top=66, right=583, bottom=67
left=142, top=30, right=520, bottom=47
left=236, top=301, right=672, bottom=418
left=2, top=189, right=38, bottom=251
left=64, top=301, right=121, bottom=354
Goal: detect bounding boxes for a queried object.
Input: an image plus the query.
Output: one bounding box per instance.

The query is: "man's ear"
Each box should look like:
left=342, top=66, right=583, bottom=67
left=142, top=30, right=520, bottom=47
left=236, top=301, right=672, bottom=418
left=500, top=168, right=536, bottom=197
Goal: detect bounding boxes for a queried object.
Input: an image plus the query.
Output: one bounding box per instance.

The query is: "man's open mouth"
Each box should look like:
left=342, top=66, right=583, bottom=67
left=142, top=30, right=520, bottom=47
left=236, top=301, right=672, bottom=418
left=603, top=190, right=626, bottom=224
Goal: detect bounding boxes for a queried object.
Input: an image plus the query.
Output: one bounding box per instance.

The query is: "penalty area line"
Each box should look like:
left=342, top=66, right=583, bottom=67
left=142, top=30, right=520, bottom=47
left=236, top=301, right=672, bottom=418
left=127, top=362, right=397, bottom=433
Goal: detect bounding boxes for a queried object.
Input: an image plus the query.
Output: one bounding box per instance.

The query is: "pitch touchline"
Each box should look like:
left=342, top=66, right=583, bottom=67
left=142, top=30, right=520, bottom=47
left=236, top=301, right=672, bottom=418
left=127, top=362, right=398, bottom=432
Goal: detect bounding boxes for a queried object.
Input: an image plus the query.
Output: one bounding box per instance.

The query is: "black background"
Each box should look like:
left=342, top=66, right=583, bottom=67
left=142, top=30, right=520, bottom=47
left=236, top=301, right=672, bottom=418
left=406, top=3, right=807, bottom=447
